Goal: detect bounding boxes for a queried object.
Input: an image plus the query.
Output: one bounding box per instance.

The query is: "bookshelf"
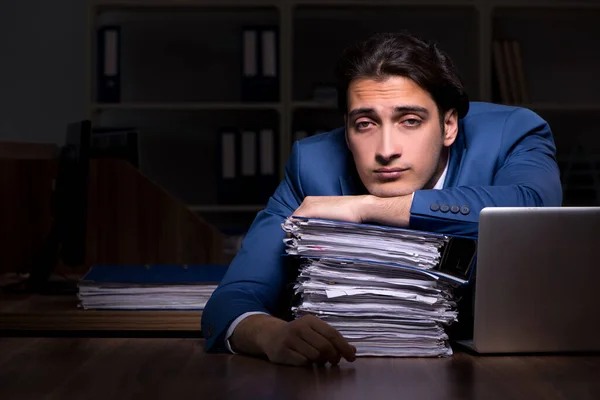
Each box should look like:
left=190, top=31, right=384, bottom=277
left=93, top=102, right=281, bottom=111
left=86, top=0, right=600, bottom=234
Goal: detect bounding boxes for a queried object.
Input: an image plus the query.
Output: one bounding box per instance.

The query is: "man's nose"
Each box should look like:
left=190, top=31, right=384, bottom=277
left=375, top=127, right=401, bottom=164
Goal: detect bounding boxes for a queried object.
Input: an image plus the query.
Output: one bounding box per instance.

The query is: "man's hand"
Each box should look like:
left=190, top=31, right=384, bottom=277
left=291, top=194, right=413, bottom=228
left=259, top=314, right=357, bottom=366
left=231, top=313, right=356, bottom=366
left=292, top=195, right=369, bottom=223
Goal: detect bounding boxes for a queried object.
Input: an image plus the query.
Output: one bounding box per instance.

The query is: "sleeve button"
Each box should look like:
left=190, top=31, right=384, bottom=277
left=460, top=205, right=470, bottom=215
left=430, top=203, right=440, bottom=212
left=440, top=204, right=450, bottom=213
left=450, top=205, right=460, bottom=214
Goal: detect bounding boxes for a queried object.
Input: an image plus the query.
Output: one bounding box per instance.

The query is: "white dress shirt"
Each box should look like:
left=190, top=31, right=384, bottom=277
left=225, top=157, right=450, bottom=353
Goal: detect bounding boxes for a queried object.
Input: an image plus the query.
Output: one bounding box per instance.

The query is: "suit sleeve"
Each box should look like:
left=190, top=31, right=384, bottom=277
left=201, top=141, right=305, bottom=352
left=409, top=108, right=563, bottom=237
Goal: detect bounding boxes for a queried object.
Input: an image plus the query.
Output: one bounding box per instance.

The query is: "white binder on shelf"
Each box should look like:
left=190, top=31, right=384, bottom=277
left=260, top=27, right=279, bottom=102
left=217, top=127, right=239, bottom=205
left=97, top=25, right=120, bottom=103
left=258, top=128, right=278, bottom=203
left=241, top=28, right=259, bottom=101
left=240, top=129, right=259, bottom=203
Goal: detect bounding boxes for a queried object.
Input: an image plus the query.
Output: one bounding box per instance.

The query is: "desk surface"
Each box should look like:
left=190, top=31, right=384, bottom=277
left=0, top=292, right=202, bottom=331
left=0, top=337, right=599, bottom=400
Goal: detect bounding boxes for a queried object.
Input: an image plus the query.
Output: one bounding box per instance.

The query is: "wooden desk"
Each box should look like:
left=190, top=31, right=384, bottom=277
left=0, top=337, right=598, bottom=400
left=0, top=293, right=202, bottom=332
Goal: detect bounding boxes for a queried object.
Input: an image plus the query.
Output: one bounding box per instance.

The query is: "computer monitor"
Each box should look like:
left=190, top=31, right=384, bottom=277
left=90, top=126, right=139, bottom=168
left=56, top=121, right=91, bottom=271
left=4, top=121, right=91, bottom=294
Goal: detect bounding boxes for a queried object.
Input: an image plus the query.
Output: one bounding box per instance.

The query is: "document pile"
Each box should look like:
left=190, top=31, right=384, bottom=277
left=282, top=217, right=476, bottom=357
left=77, top=264, right=228, bottom=310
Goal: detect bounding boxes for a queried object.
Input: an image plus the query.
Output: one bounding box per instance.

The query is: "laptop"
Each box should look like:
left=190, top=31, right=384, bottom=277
left=456, top=206, right=600, bottom=354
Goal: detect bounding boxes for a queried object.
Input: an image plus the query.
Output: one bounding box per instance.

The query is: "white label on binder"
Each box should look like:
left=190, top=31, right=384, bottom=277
left=262, top=30, right=276, bottom=77
left=243, top=30, right=257, bottom=77
left=260, top=129, right=275, bottom=175
left=222, top=132, right=235, bottom=179
left=104, top=30, right=118, bottom=77
left=242, top=131, right=256, bottom=176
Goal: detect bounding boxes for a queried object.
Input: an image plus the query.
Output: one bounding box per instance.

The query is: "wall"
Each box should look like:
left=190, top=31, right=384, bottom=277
left=0, top=0, right=86, bottom=145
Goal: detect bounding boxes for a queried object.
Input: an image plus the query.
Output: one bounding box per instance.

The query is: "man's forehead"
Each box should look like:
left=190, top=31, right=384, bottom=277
left=347, top=76, right=435, bottom=110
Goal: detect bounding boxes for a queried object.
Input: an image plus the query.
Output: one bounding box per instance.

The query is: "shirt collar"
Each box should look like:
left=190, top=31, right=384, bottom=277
left=433, top=154, right=450, bottom=190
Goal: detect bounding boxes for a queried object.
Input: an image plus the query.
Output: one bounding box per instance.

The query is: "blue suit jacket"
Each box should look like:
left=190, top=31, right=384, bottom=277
left=201, top=102, right=562, bottom=351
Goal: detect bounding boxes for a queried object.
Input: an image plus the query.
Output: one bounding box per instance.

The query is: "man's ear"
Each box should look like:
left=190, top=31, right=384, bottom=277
left=443, top=109, right=459, bottom=147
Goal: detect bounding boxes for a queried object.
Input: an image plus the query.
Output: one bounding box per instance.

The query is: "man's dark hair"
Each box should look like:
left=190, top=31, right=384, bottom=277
left=334, top=31, right=470, bottom=119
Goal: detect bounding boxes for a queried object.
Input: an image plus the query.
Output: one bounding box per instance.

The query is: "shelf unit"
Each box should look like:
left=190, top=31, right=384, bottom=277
left=86, top=0, right=600, bottom=231
left=92, top=102, right=281, bottom=111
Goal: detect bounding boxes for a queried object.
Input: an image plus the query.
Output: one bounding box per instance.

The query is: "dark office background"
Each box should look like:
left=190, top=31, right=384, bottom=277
left=1, top=0, right=600, bottom=237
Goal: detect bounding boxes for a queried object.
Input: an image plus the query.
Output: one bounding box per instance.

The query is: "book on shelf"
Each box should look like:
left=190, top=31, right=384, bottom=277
left=492, top=38, right=529, bottom=105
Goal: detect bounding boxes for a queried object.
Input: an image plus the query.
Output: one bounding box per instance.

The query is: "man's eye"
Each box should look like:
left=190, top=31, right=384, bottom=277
left=403, top=118, right=421, bottom=127
left=355, top=121, right=372, bottom=130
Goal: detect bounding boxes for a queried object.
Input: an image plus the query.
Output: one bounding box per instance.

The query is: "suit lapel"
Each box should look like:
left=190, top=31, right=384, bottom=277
left=339, top=175, right=358, bottom=195
left=339, top=166, right=368, bottom=196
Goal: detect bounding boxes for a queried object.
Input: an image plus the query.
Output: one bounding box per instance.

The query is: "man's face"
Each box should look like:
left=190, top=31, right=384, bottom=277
left=345, top=75, right=458, bottom=198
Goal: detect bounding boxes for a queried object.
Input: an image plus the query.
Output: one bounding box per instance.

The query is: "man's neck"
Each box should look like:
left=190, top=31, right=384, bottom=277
left=424, top=148, right=449, bottom=190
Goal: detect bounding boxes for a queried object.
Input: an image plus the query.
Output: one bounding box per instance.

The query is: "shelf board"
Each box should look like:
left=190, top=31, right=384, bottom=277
left=515, top=103, right=600, bottom=112
left=289, top=101, right=600, bottom=114
left=491, top=1, right=600, bottom=10
left=92, top=0, right=476, bottom=8
left=92, top=0, right=281, bottom=9
left=93, top=102, right=281, bottom=111
left=189, top=205, right=266, bottom=212
left=291, top=102, right=600, bottom=113
left=91, top=0, right=600, bottom=10
left=293, top=102, right=600, bottom=112
left=292, top=101, right=338, bottom=110
left=292, top=0, right=477, bottom=6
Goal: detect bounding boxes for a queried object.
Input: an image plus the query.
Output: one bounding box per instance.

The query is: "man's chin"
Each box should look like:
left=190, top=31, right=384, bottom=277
left=367, top=183, right=416, bottom=198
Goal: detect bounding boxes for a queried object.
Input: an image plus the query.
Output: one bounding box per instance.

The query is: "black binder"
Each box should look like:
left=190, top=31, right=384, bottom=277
left=258, top=26, right=279, bottom=102
left=239, top=128, right=259, bottom=204
left=96, top=25, right=120, bottom=103
left=257, top=127, right=279, bottom=204
left=241, top=26, right=279, bottom=102
left=216, top=127, right=240, bottom=205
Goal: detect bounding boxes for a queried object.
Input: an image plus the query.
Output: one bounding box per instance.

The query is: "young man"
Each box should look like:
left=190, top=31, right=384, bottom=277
left=201, top=32, right=562, bottom=366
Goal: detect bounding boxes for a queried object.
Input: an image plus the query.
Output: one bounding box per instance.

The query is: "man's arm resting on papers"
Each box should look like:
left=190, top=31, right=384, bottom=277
left=202, top=141, right=356, bottom=366
left=229, top=313, right=357, bottom=366
left=403, top=109, right=562, bottom=236
left=293, top=108, right=562, bottom=237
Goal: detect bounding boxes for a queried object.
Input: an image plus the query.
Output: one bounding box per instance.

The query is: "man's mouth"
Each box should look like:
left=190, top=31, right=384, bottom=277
left=374, top=168, right=409, bottom=179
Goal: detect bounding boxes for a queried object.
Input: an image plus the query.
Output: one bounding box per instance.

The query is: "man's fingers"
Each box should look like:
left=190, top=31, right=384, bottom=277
left=310, top=320, right=356, bottom=362
left=289, top=336, right=322, bottom=363
left=299, top=327, right=341, bottom=365
left=282, top=348, right=311, bottom=366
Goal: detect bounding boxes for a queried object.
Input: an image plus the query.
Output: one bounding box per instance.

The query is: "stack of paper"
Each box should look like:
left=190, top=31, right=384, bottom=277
left=78, top=284, right=218, bottom=310
left=77, top=264, right=228, bottom=310
left=282, top=217, right=475, bottom=357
